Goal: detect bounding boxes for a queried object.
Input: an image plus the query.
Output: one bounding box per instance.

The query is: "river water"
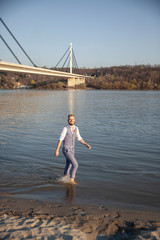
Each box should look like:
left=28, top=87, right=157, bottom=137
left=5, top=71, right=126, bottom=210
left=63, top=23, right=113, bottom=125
left=0, top=90, right=160, bottom=210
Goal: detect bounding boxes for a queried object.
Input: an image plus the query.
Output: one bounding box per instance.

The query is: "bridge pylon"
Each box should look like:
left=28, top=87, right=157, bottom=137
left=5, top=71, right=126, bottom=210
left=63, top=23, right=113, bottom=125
left=68, top=77, right=85, bottom=88
left=68, top=43, right=85, bottom=87
left=70, top=43, right=72, bottom=74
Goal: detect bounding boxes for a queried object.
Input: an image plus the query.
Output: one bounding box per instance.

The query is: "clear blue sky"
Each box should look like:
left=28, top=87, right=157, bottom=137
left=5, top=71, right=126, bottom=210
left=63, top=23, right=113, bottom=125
left=0, top=0, right=160, bottom=68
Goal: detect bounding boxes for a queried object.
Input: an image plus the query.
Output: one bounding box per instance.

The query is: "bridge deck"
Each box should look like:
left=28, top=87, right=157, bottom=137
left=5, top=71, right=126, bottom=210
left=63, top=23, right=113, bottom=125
left=0, top=61, right=84, bottom=78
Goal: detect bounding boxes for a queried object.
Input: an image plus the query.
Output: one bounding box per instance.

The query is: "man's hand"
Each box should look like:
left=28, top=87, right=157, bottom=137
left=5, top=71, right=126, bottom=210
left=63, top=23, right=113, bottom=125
left=80, top=139, right=91, bottom=149
left=54, top=150, right=59, bottom=157
left=55, top=140, right=62, bottom=157
left=87, top=144, right=91, bottom=149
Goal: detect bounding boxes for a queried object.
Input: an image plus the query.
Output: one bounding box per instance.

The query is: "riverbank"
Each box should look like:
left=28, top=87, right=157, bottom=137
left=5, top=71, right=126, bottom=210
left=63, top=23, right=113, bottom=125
left=0, top=197, right=160, bottom=239
left=1, top=65, right=160, bottom=90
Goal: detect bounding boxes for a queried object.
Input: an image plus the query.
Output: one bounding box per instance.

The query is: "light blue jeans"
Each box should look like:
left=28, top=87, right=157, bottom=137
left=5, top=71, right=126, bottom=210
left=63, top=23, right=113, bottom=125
left=63, top=147, right=78, bottom=179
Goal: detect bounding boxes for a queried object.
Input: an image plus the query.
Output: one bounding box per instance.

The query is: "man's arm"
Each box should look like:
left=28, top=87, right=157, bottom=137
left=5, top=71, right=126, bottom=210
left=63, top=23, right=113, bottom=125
left=76, top=127, right=91, bottom=149
left=55, top=127, right=67, bottom=157
left=79, top=139, right=91, bottom=149
left=55, top=140, right=62, bottom=157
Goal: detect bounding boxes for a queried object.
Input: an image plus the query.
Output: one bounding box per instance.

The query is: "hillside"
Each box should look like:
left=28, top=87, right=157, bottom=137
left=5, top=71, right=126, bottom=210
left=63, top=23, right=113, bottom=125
left=0, top=65, right=160, bottom=90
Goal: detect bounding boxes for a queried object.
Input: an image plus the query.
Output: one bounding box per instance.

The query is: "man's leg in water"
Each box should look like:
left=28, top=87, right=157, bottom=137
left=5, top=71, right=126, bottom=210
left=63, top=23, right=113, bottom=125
left=63, top=149, right=78, bottom=184
left=64, top=159, right=71, bottom=176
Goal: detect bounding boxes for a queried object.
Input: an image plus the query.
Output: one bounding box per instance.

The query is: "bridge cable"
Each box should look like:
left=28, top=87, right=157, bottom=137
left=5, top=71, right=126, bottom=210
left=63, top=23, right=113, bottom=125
left=62, top=52, right=70, bottom=69
left=72, top=49, right=79, bottom=69
left=0, top=34, right=22, bottom=64
left=72, top=54, right=77, bottom=69
left=72, top=49, right=79, bottom=73
left=62, top=53, right=71, bottom=72
left=66, top=57, right=70, bottom=70
left=55, top=46, right=70, bottom=68
left=72, top=56, right=76, bottom=73
left=54, top=45, right=79, bottom=74
left=0, top=18, right=37, bottom=67
left=72, top=50, right=78, bottom=69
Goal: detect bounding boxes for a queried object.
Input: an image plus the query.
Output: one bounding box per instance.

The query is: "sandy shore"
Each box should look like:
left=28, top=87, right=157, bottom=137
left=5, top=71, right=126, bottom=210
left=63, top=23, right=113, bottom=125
left=0, top=197, right=160, bottom=240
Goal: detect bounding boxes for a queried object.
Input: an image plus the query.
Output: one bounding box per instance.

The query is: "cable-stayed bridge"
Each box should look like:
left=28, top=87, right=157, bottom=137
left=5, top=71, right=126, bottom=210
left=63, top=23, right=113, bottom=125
left=0, top=56, right=86, bottom=87
left=0, top=18, right=87, bottom=87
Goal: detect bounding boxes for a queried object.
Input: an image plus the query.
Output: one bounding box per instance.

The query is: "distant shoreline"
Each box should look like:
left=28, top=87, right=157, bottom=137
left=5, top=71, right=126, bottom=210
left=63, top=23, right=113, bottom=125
left=0, top=88, right=160, bottom=91
left=1, top=65, right=160, bottom=90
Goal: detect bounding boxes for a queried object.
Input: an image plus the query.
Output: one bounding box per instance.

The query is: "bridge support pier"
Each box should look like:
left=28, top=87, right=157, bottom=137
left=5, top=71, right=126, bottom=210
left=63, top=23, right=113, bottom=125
left=68, top=77, right=85, bottom=88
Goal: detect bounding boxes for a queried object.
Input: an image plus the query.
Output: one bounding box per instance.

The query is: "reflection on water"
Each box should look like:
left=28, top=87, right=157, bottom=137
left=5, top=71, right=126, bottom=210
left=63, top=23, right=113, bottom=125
left=65, top=184, right=76, bottom=202
left=0, top=90, right=160, bottom=210
left=68, top=89, right=75, bottom=114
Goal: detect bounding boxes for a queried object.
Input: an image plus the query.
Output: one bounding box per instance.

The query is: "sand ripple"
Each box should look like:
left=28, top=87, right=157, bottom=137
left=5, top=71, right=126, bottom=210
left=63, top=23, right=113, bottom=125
left=0, top=198, right=160, bottom=240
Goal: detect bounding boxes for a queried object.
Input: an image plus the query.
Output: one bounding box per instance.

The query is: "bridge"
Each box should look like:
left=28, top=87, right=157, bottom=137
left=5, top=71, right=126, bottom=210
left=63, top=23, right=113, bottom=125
left=0, top=59, right=86, bottom=88
left=0, top=18, right=88, bottom=87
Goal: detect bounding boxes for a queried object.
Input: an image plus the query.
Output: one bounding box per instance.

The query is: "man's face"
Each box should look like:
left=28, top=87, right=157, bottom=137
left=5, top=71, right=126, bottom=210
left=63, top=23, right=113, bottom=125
left=68, top=116, right=75, bottom=126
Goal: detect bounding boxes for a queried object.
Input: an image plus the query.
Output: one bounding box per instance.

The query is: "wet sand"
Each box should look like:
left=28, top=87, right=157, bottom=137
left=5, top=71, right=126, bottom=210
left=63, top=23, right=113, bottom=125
left=0, top=197, right=160, bottom=240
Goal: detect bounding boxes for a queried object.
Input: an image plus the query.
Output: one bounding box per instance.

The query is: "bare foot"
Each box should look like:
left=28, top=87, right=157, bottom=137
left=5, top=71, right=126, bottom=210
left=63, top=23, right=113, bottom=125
left=70, top=178, right=78, bottom=185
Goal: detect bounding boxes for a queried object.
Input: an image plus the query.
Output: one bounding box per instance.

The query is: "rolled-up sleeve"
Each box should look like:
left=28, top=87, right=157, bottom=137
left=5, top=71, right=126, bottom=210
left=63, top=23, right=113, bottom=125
left=76, top=127, right=82, bottom=141
left=59, top=127, right=67, bottom=141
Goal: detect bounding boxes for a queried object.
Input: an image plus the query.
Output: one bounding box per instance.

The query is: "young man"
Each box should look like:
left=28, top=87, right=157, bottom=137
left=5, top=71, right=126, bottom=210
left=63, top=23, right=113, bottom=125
left=55, top=114, right=91, bottom=184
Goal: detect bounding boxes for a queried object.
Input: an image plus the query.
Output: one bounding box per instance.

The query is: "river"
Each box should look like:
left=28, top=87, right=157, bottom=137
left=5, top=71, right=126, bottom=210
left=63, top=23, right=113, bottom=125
left=0, top=90, right=160, bottom=210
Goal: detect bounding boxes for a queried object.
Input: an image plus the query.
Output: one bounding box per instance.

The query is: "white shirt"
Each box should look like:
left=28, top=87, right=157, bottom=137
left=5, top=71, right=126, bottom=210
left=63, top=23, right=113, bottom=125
left=59, top=125, right=82, bottom=142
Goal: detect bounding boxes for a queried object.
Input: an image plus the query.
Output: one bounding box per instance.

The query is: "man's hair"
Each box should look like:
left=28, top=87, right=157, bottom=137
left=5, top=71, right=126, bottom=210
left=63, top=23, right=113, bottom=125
left=68, top=114, right=75, bottom=119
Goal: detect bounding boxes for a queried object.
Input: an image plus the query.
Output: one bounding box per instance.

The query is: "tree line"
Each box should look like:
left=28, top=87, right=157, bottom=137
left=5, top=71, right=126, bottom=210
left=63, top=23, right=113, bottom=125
left=83, top=65, right=160, bottom=90
left=0, top=65, right=160, bottom=90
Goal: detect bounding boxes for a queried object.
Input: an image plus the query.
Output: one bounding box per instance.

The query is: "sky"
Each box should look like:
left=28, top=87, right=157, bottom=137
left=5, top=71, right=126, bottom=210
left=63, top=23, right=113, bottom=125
left=0, top=0, right=160, bottom=68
